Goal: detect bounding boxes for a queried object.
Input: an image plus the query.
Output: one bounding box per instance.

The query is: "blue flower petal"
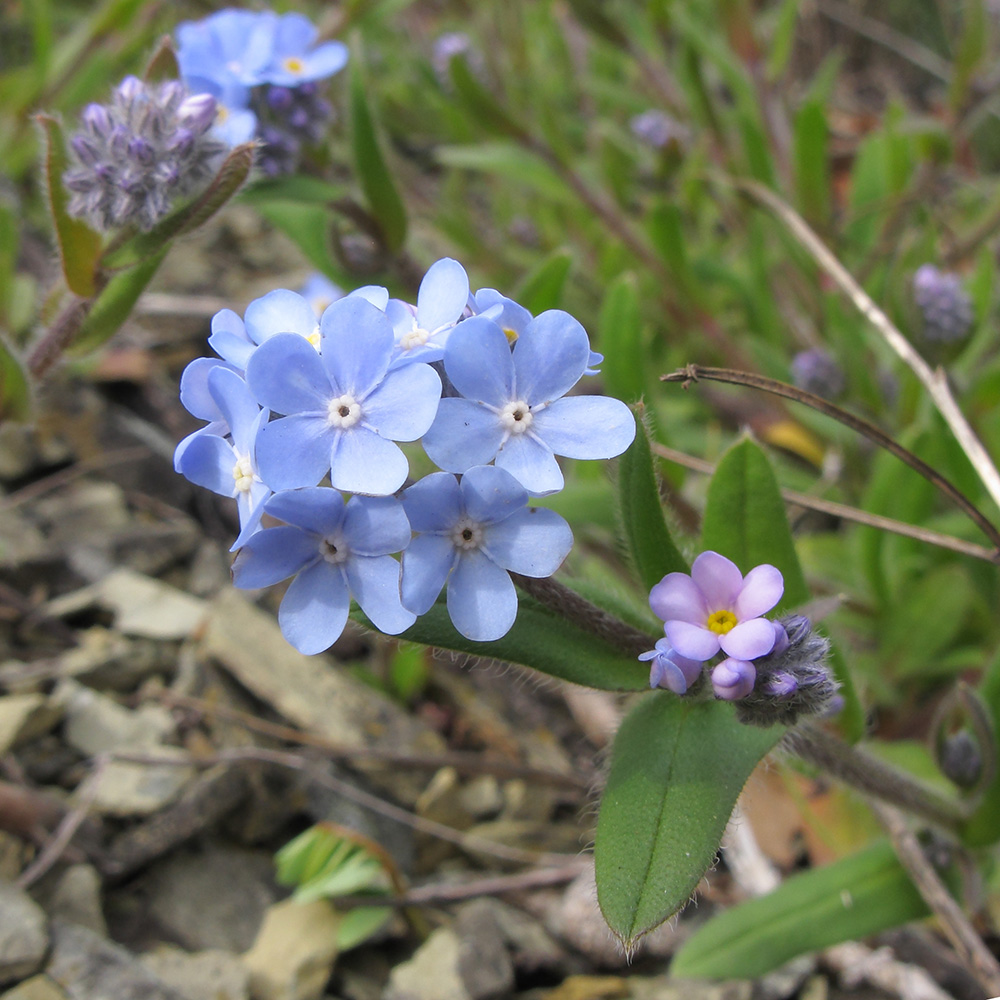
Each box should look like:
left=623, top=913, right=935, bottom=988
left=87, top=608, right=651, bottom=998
left=459, top=465, right=526, bottom=524
left=417, top=258, right=469, bottom=333
left=246, top=334, right=331, bottom=415
left=362, top=363, right=441, bottom=441
left=401, top=534, right=457, bottom=614
left=297, top=42, right=349, bottom=81
left=482, top=507, right=573, bottom=576
left=232, top=482, right=270, bottom=551
left=320, top=296, right=394, bottom=398
left=272, top=12, right=317, bottom=53
left=174, top=423, right=225, bottom=471
left=442, top=316, right=515, bottom=406
left=512, top=311, right=590, bottom=405
left=447, top=550, right=517, bottom=641
left=255, top=414, right=333, bottom=490
left=422, top=398, right=505, bottom=473
left=245, top=289, right=317, bottom=345
left=345, top=555, right=415, bottom=635
left=279, top=560, right=350, bottom=654
left=495, top=433, right=563, bottom=495
left=343, top=495, right=412, bottom=556
left=232, top=526, right=319, bottom=588
left=473, top=289, right=531, bottom=335
left=208, top=309, right=255, bottom=369
left=330, top=426, right=408, bottom=495
left=531, top=395, right=636, bottom=459
left=265, top=486, right=345, bottom=536
left=402, top=473, right=462, bottom=532
left=177, top=432, right=235, bottom=496
left=347, top=286, right=389, bottom=310
left=180, top=357, right=228, bottom=420
left=207, top=367, right=260, bottom=454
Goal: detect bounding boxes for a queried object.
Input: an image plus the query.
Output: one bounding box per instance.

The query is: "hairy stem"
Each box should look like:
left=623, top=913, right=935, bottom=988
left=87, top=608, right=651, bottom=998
left=28, top=296, right=92, bottom=380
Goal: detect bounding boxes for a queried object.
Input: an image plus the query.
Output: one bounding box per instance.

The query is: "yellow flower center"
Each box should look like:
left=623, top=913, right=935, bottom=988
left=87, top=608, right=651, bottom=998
left=503, top=327, right=518, bottom=344
left=283, top=56, right=305, bottom=75
left=707, top=610, right=737, bottom=635
left=306, top=325, right=321, bottom=349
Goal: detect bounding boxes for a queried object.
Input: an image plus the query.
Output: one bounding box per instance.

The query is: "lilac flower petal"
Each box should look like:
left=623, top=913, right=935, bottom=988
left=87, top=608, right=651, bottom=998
left=345, top=555, right=415, bottom=635
left=348, top=285, right=389, bottom=310
left=530, top=396, right=636, bottom=459
left=361, top=362, right=441, bottom=440
left=402, top=473, right=463, bottom=532
left=343, top=495, right=412, bottom=556
left=512, top=311, right=590, bottom=404
left=279, top=560, right=350, bottom=654
left=207, top=367, right=259, bottom=454
left=734, top=563, right=784, bottom=619
left=770, top=622, right=790, bottom=657
left=246, top=334, right=331, bottom=414
left=442, top=316, right=515, bottom=406
left=208, top=309, right=254, bottom=369
left=648, top=654, right=689, bottom=695
left=422, top=399, right=506, bottom=473
left=232, top=526, right=318, bottom=588
left=649, top=572, right=708, bottom=624
left=265, top=486, right=345, bottom=536
left=664, top=620, right=720, bottom=661
left=417, top=258, right=469, bottom=333
left=719, top=618, right=778, bottom=660
left=180, top=357, right=228, bottom=420
left=460, top=465, right=527, bottom=524
left=483, top=507, right=572, bottom=576
left=494, top=433, right=563, bottom=495
left=244, top=289, right=317, bottom=344
left=691, top=551, right=743, bottom=611
left=401, top=534, right=457, bottom=614
left=177, top=433, right=235, bottom=496
left=320, top=296, right=393, bottom=398
left=473, top=289, right=531, bottom=335
left=447, top=550, right=517, bottom=641
left=712, top=658, right=756, bottom=700
left=255, top=414, right=333, bottom=490
left=330, top=426, right=408, bottom=495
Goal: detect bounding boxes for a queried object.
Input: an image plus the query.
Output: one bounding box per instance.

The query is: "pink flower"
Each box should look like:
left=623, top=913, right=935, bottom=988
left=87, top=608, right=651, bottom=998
left=649, top=551, right=784, bottom=662
left=638, top=638, right=703, bottom=695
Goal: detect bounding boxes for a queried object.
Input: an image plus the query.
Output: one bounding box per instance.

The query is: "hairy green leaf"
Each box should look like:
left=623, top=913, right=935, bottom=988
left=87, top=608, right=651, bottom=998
left=0, top=334, right=31, bottom=422
left=794, top=100, right=830, bottom=228
left=599, top=272, right=644, bottom=403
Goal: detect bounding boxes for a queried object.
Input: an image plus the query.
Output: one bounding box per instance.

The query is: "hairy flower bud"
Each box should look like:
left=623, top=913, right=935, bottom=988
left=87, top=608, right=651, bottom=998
left=912, top=265, right=973, bottom=345
left=63, top=76, right=227, bottom=232
left=733, top=615, right=839, bottom=727
left=252, top=82, right=332, bottom=177
left=791, top=349, right=846, bottom=401
left=938, top=729, right=983, bottom=789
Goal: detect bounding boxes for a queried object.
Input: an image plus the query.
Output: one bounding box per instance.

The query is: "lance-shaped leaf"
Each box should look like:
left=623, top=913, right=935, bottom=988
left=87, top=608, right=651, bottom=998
left=101, top=143, right=255, bottom=272
left=350, top=54, right=407, bottom=253
left=36, top=114, right=102, bottom=298
left=143, top=33, right=180, bottom=82
left=671, top=840, right=935, bottom=979
left=599, top=272, right=645, bottom=404
left=595, top=693, right=782, bottom=948
left=353, top=591, right=650, bottom=692
left=617, top=408, right=688, bottom=592
left=447, top=53, right=524, bottom=138
left=0, top=333, right=31, bottom=422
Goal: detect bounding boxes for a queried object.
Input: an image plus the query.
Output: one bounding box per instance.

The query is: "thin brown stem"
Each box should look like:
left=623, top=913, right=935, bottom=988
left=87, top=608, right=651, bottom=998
left=27, top=296, right=91, bottom=380
left=662, top=364, right=1000, bottom=553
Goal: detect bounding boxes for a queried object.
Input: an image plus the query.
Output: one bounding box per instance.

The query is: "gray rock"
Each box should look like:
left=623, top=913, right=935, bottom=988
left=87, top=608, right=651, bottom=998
left=55, top=680, right=175, bottom=756
left=630, top=978, right=753, bottom=1000
left=242, top=898, right=340, bottom=1000
left=47, top=865, right=107, bottom=937
left=382, top=928, right=468, bottom=1000
left=46, top=921, right=188, bottom=1000
left=80, top=748, right=195, bottom=817
left=0, top=974, right=69, bottom=999
left=140, top=946, right=250, bottom=1000
left=468, top=898, right=565, bottom=976
left=0, top=881, right=48, bottom=984
left=754, top=955, right=816, bottom=1000
left=143, top=842, right=278, bottom=953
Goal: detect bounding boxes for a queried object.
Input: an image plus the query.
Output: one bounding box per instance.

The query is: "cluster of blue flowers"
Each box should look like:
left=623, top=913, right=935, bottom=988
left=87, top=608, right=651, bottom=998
left=175, top=259, right=636, bottom=654
left=175, top=8, right=347, bottom=173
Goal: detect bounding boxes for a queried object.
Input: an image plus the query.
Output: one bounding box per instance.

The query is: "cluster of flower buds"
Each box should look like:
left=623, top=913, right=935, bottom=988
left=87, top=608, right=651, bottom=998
left=175, top=8, right=346, bottom=171
left=641, top=553, right=837, bottom=720
left=174, top=258, right=636, bottom=654
left=63, top=76, right=225, bottom=232
left=912, top=264, right=974, bottom=346
left=790, top=348, right=846, bottom=401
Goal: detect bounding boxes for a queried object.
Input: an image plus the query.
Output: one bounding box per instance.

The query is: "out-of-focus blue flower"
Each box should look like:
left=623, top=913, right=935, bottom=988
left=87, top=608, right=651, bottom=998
left=630, top=109, right=689, bottom=150
left=232, top=488, right=414, bottom=654
left=422, top=312, right=634, bottom=495
left=400, top=466, right=573, bottom=641
left=181, top=74, right=257, bottom=146
left=912, top=264, right=974, bottom=344
left=175, top=367, right=271, bottom=550
left=790, top=348, right=845, bottom=401
left=386, top=258, right=470, bottom=365
left=299, top=273, right=344, bottom=318
left=639, top=638, right=703, bottom=695
left=246, top=296, right=442, bottom=494
left=256, top=13, right=348, bottom=86
left=176, top=9, right=275, bottom=87
left=431, top=32, right=486, bottom=89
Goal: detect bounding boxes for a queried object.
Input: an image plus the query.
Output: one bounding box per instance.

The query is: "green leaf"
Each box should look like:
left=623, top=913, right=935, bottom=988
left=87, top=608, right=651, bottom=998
left=350, top=54, right=407, bottom=252
left=71, top=248, right=167, bottom=354
left=447, top=53, right=524, bottom=138
left=36, top=114, right=102, bottom=298
left=101, top=143, right=255, bottom=271
left=701, top=438, right=809, bottom=608
left=617, top=408, right=688, bottom=591
left=336, top=905, right=393, bottom=951
left=766, top=0, right=801, bottom=80
left=436, top=143, right=572, bottom=203
left=253, top=201, right=338, bottom=279
left=595, top=694, right=782, bottom=947
left=671, top=840, right=932, bottom=979
left=142, top=33, right=180, bottom=82
left=512, top=248, right=572, bottom=314
left=599, top=272, right=644, bottom=403
left=793, top=100, right=830, bottom=228
left=241, top=175, right=346, bottom=206
left=354, top=592, right=650, bottom=692
left=0, top=334, right=31, bottom=422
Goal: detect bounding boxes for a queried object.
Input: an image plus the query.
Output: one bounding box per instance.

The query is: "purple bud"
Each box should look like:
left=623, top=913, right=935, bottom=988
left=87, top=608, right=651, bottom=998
left=167, top=128, right=196, bottom=156
left=109, top=124, right=130, bottom=159
left=267, top=86, right=295, bottom=111
left=70, top=135, right=101, bottom=166
left=640, top=638, right=703, bottom=695
left=115, top=75, right=145, bottom=104
left=289, top=107, right=310, bottom=130
left=762, top=671, right=798, bottom=697
left=711, top=658, right=756, bottom=701
left=157, top=80, right=186, bottom=108
left=81, top=103, right=111, bottom=137
left=177, top=93, right=218, bottom=134
left=912, top=264, right=973, bottom=344
left=127, top=136, right=154, bottom=165
left=631, top=109, right=689, bottom=150
left=791, top=349, right=845, bottom=400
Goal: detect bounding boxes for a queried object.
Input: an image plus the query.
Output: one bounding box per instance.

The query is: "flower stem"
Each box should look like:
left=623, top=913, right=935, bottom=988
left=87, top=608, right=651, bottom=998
left=783, top=723, right=971, bottom=833
left=28, top=296, right=92, bottom=380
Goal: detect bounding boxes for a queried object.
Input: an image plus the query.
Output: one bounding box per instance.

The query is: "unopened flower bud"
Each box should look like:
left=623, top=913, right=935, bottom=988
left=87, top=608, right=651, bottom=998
left=70, top=135, right=100, bottom=166
left=267, top=86, right=295, bottom=111
left=939, top=730, right=982, bottom=789
left=712, top=658, right=756, bottom=701
left=81, top=103, right=111, bottom=136
left=639, top=638, right=703, bottom=696
left=630, top=109, right=689, bottom=150
left=913, top=265, right=973, bottom=346
left=127, top=136, right=154, bottom=164
left=791, top=349, right=846, bottom=400
left=115, top=75, right=145, bottom=104
left=177, top=93, right=218, bottom=134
